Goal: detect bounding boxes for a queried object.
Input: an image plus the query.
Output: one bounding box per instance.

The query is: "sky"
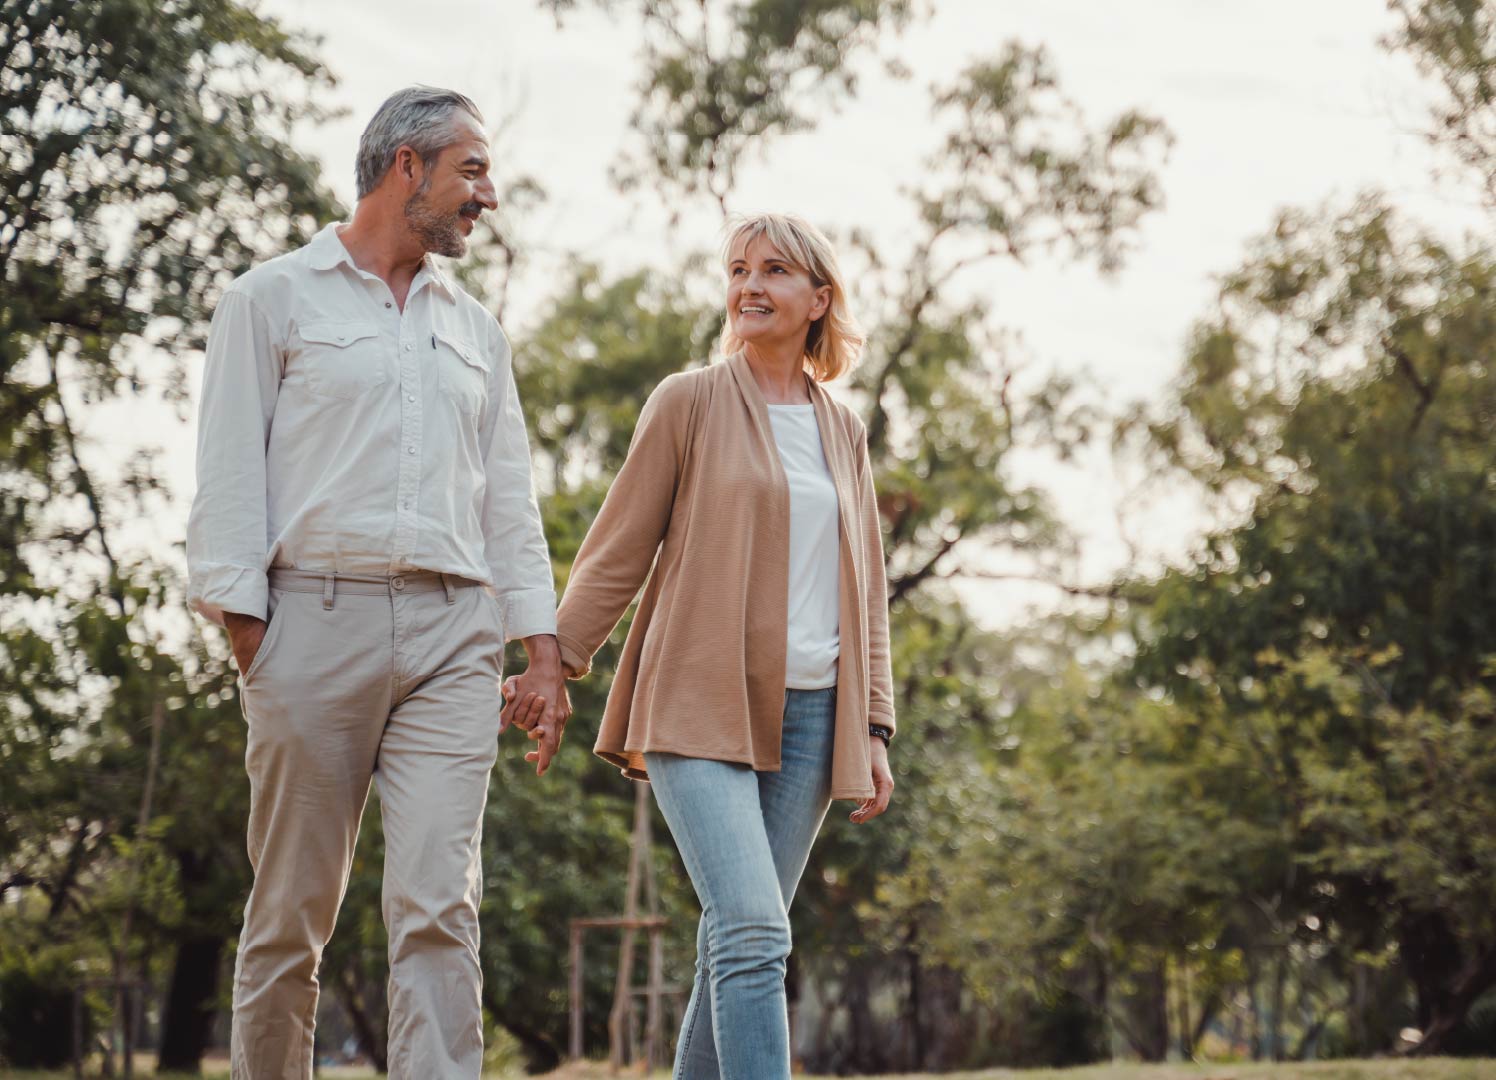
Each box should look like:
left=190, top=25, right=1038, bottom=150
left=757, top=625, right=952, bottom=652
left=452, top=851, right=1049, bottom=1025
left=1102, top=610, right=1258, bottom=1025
left=108, top=0, right=1489, bottom=630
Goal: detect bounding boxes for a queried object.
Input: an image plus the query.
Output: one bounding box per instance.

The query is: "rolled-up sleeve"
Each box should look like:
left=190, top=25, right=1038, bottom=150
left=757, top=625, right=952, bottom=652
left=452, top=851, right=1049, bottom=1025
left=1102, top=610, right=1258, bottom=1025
left=186, top=289, right=280, bottom=626
left=480, top=326, right=558, bottom=641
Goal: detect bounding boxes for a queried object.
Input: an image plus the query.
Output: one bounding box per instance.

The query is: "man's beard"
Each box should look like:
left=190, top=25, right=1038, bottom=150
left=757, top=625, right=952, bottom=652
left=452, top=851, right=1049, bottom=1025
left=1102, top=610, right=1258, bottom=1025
left=403, top=187, right=471, bottom=258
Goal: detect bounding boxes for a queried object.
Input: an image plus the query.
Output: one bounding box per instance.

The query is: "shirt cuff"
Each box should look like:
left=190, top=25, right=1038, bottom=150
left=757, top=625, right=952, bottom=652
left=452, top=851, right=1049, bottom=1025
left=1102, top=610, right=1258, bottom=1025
left=188, top=564, right=269, bottom=627
left=497, top=587, right=558, bottom=642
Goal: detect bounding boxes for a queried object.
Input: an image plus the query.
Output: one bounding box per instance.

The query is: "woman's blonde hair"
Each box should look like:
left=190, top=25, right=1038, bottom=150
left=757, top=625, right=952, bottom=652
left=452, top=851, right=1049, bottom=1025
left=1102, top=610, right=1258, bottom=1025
left=718, top=212, right=864, bottom=383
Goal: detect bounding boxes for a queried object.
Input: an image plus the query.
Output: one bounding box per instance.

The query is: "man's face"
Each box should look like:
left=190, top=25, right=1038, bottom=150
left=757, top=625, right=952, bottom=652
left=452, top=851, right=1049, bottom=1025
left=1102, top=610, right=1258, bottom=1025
left=403, top=112, right=498, bottom=258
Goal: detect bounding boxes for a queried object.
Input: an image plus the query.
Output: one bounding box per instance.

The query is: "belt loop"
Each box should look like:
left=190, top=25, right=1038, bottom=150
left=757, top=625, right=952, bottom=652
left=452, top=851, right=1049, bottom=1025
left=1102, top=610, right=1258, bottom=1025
left=441, top=573, right=456, bottom=605
left=323, top=573, right=336, bottom=611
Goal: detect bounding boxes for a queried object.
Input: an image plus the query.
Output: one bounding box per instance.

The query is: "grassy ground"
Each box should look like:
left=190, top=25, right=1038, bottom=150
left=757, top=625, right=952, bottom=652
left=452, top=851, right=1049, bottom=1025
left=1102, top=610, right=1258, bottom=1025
left=7, top=1058, right=1495, bottom=1079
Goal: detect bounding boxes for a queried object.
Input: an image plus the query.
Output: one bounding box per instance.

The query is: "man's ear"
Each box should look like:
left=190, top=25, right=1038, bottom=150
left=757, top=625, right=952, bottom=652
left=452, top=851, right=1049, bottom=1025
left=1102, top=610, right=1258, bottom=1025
left=392, top=144, right=423, bottom=189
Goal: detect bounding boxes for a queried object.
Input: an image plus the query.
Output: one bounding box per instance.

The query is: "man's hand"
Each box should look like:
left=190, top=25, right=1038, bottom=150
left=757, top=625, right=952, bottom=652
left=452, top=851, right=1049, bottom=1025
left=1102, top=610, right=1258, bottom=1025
left=224, top=611, right=269, bottom=676
left=850, top=736, right=894, bottom=824
left=500, top=634, right=572, bottom=776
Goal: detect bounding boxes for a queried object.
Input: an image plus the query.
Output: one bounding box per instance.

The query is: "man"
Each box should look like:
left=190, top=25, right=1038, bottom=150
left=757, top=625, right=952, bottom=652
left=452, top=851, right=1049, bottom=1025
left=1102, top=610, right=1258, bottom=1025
left=187, top=86, right=567, bottom=1079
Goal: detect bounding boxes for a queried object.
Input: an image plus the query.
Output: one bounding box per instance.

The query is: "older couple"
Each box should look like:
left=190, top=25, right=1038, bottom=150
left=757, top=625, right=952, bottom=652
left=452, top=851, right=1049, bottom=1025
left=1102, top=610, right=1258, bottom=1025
left=187, top=86, right=895, bottom=1080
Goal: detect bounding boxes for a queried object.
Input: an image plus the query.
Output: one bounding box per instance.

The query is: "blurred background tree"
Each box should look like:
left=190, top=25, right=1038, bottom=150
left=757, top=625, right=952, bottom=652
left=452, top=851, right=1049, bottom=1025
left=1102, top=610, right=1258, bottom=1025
left=1, top=0, right=336, bottom=1071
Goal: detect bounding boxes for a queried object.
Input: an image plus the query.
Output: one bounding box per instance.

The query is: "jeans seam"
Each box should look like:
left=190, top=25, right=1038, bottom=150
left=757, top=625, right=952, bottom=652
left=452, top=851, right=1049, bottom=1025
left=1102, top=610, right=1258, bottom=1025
left=675, top=964, right=708, bottom=1079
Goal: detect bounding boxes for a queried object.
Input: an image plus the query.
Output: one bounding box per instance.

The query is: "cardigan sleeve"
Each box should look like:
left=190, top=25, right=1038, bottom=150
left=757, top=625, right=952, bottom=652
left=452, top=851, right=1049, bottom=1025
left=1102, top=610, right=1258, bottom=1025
left=555, top=372, right=696, bottom=677
left=855, top=417, right=896, bottom=732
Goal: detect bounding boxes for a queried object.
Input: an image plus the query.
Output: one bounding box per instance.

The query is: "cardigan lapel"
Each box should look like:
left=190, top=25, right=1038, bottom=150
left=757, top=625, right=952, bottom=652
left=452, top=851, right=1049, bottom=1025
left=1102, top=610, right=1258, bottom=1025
left=726, top=350, right=774, bottom=443
left=808, top=380, right=859, bottom=540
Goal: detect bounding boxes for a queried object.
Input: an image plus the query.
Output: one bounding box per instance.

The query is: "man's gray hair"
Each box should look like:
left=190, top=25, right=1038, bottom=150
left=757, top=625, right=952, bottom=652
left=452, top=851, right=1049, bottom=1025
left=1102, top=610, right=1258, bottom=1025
left=355, top=86, right=484, bottom=199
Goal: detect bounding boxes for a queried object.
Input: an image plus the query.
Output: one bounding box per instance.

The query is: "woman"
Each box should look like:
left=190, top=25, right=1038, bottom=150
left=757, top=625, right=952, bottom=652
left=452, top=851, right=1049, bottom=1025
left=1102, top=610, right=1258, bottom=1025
left=553, top=212, right=895, bottom=1079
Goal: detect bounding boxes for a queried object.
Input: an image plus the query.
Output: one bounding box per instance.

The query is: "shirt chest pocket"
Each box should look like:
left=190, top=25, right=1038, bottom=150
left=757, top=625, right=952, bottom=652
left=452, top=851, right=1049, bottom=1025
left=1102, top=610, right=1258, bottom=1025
left=296, top=321, right=387, bottom=401
left=435, top=330, right=489, bottom=418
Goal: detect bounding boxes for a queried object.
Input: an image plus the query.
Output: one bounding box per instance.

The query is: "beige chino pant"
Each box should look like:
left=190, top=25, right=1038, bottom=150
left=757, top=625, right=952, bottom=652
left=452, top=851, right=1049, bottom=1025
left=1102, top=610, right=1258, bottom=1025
left=231, top=569, right=504, bottom=1080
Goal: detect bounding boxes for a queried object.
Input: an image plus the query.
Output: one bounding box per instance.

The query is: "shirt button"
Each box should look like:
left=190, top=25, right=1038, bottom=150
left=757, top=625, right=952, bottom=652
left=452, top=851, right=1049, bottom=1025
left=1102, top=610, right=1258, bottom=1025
left=407, top=394, right=415, bottom=403
left=407, top=446, right=416, bottom=455
left=402, top=500, right=411, bottom=510
left=385, top=302, right=392, bottom=308
left=392, top=577, right=405, bottom=591
left=404, top=343, right=413, bottom=352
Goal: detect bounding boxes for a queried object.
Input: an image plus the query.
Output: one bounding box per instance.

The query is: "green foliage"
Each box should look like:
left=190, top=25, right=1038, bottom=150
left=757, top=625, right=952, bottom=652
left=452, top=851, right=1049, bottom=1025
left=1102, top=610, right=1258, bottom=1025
left=0, top=943, right=86, bottom=1068
left=541, top=0, right=916, bottom=208
left=1114, top=201, right=1496, bottom=1053
left=1386, top=0, right=1496, bottom=206
left=1, top=0, right=338, bottom=1071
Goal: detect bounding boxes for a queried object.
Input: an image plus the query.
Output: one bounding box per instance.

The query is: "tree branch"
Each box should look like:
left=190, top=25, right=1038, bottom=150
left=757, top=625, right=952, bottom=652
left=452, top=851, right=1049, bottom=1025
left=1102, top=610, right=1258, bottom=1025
left=47, top=348, right=128, bottom=615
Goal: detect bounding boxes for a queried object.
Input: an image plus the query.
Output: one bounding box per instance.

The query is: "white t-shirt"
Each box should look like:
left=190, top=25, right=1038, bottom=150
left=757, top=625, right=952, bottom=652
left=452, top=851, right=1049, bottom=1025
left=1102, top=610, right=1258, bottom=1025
left=767, top=404, right=841, bottom=689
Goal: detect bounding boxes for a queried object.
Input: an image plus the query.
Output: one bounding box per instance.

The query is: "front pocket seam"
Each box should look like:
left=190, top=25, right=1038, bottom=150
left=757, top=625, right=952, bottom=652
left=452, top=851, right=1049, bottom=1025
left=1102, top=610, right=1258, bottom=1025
left=242, top=595, right=288, bottom=685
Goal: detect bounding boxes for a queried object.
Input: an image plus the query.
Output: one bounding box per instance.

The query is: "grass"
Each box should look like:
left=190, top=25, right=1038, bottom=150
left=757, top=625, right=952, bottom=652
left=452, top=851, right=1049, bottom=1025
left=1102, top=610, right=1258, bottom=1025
left=7, top=1058, right=1495, bottom=1079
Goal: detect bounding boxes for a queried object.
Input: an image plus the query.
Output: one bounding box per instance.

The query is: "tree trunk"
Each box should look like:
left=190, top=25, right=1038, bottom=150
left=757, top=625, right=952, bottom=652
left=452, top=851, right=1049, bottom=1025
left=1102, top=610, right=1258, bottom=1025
left=1122, top=960, right=1168, bottom=1062
left=1399, top=908, right=1464, bottom=1034
left=333, top=968, right=388, bottom=1073
left=155, top=932, right=225, bottom=1073
left=1405, top=943, right=1496, bottom=1055
left=1269, top=947, right=1288, bottom=1061
left=905, top=921, right=923, bottom=1071
left=1246, top=952, right=1262, bottom=1060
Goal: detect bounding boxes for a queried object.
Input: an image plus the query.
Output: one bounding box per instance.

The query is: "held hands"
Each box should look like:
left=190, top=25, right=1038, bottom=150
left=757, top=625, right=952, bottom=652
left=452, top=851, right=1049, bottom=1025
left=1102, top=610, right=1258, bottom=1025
left=500, top=635, right=572, bottom=777
left=850, top=736, right=894, bottom=824
left=224, top=612, right=268, bottom=675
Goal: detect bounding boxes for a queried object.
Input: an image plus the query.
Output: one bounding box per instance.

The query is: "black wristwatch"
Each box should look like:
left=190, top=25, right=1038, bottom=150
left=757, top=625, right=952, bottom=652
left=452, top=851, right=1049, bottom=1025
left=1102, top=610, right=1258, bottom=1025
left=868, top=723, right=893, bottom=748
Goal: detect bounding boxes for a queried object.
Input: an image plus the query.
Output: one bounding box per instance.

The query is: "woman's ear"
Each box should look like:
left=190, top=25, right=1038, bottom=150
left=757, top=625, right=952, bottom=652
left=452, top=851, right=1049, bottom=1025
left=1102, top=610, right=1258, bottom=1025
left=810, top=284, right=832, bottom=322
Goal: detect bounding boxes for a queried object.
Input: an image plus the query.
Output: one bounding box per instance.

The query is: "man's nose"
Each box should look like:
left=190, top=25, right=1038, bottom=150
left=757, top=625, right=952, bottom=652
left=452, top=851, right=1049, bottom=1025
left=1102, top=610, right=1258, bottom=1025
left=475, top=178, right=499, bottom=211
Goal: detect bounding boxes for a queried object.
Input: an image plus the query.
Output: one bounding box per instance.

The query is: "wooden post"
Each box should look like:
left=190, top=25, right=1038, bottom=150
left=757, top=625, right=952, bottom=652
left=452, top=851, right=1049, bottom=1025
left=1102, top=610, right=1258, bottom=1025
left=569, top=921, right=584, bottom=1061
left=607, top=784, right=651, bottom=1068
left=568, top=916, right=670, bottom=1063
left=646, top=924, right=664, bottom=1068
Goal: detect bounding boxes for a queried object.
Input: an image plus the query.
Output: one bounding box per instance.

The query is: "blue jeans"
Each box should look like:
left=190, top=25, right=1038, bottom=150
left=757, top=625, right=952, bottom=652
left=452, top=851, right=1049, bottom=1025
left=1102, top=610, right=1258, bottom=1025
left=645, top=687, right=836, bottom=1080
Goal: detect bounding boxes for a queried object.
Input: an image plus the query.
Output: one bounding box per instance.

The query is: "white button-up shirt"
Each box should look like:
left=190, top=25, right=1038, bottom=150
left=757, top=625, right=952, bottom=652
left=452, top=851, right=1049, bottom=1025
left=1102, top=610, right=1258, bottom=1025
left=187, top=222, right=557, bottom=641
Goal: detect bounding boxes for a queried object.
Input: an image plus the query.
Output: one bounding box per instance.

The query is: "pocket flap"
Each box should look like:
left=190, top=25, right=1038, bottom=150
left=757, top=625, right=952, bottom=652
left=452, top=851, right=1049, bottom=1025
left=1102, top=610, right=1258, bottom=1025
left=300, top=321, right=379, bottom=348
left=435, top=330, right=487, bottom=371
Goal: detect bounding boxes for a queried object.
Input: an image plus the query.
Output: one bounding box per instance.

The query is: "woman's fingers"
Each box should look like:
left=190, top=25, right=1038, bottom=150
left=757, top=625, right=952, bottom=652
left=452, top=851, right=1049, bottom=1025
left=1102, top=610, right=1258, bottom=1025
left=851, top=774, right=894, bottom=823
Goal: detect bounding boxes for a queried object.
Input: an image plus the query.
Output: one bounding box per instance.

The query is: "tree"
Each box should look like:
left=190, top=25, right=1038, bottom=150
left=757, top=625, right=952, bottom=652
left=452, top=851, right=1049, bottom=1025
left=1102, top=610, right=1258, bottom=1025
left=541, top=0, right=917, bottom=211
left=1125, top=197, right=1496, bottom=1053
left=1387, top=0, right=1496, bottom=204
left=1, top=0, right=338, bottom=1071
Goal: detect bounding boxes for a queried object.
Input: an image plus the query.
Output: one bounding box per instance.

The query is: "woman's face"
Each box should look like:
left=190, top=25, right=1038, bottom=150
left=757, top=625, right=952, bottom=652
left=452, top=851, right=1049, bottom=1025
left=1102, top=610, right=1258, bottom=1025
left=725, top=233, right=831, bottom=353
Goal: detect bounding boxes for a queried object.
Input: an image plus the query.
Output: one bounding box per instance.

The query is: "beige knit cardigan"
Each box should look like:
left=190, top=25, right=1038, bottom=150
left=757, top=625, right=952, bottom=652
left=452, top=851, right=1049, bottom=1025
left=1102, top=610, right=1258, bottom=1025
left=555, top=352, right=894, bottom=801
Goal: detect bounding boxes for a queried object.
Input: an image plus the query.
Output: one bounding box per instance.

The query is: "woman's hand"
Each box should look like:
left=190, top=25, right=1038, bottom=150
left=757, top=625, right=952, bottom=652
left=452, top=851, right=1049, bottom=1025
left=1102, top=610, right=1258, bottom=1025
left=850, top=736, right=894, bottom=824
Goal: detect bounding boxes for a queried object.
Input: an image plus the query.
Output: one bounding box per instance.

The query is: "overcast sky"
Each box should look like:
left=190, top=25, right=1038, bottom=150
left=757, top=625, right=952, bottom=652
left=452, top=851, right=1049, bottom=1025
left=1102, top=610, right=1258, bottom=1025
left=115, top=0, right=1487, bottom=629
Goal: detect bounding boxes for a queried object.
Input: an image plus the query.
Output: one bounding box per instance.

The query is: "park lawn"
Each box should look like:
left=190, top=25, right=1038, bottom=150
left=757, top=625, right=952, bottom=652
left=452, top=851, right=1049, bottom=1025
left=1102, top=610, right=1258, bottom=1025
left=8, top=1061, right=1494, bottom=1080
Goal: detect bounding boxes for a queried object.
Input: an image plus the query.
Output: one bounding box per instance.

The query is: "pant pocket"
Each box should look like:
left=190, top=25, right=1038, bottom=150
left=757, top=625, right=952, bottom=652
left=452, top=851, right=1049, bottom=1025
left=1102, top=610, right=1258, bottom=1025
left=241, top=588, right=290, bottom=687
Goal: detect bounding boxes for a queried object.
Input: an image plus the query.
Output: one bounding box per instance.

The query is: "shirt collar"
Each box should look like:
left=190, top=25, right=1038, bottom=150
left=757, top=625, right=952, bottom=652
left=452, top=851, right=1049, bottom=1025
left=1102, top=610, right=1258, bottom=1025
left=306, top=221, right=457, bottom=302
